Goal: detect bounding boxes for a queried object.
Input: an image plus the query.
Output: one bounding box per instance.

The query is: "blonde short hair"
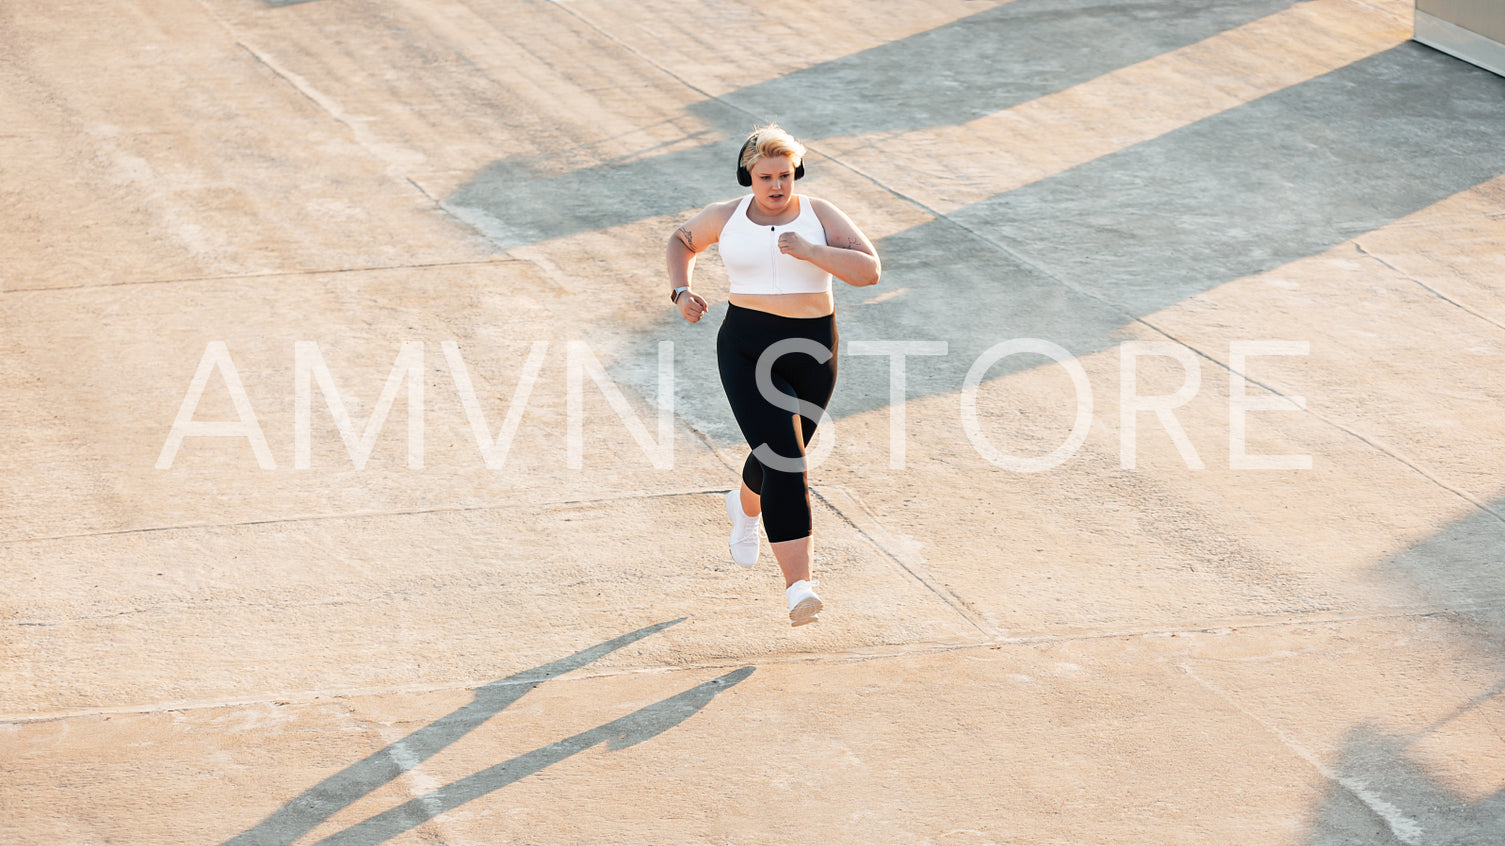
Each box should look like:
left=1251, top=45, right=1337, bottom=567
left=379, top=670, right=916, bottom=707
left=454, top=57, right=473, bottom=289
left=740, top=123, right=806, bottom=170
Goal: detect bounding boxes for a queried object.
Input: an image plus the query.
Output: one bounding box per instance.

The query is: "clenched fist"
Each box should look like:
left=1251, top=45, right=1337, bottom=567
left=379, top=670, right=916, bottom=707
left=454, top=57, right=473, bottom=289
left=777, top=231, right=815, bottom=262
left=677, top=290, right=709, bottom=323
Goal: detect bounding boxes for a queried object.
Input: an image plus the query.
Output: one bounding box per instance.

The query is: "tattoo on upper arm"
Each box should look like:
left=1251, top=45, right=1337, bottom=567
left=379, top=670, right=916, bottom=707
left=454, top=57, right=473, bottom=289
left=676, top=226, right=697, bottom=251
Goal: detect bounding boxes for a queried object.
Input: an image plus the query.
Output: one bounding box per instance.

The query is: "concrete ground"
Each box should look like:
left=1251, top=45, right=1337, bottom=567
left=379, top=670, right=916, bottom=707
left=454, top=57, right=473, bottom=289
left=3, top=0, right=1504, bottom=843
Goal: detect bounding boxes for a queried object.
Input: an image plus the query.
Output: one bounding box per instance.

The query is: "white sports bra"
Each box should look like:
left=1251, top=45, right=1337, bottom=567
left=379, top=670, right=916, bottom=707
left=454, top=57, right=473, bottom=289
left=718, top=195, right=832, bottom=295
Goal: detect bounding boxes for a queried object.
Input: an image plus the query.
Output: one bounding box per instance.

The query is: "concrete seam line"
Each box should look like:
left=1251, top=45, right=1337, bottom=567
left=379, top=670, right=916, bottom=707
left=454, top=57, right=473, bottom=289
left=190, top=0, right=496, bottom=254
left=225, top=37, right=427, bottom=188
left=0, top=258, right=527, bottom=295
left=537, top=0, right=728, bottom=109
left=1179, top=662, right=1425, bottom=845
left=0, top=640, right=988, bottom=725
left=8, top=606, right=1499, bottom=724
left=1127, top=315, right=1505, bottom=529
left=1341, top=0, right=1414, bottom=27
left=20, top=601, right=1484, bottom=652
left=996, top=604, right=1505, bottom=647
left=1301, top=423, right=1505, bottom=527
left=14, top=601, right=1498, bottom=652
left=1352, top=241, right=1505, bottom=334
left=811, top=486, right=996, bottom=638
left=0, top=487, right=734, bottom=538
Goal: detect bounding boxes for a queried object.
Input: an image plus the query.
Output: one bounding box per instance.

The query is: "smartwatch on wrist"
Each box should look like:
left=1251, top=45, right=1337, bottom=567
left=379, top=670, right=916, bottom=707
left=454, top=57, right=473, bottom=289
left=671, top=286, right=690, bottom=304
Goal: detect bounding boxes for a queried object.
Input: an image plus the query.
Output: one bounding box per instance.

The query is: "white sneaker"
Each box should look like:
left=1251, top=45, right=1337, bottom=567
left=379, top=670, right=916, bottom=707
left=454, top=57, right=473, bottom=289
left=725, top=489, right=762, bottom=567
left=786, top=580, right=822, bottom=627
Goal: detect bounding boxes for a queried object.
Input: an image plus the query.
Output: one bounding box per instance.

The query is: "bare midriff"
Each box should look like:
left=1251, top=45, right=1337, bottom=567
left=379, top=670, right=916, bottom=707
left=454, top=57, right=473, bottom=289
left=728, top=290, right=834, bottom=318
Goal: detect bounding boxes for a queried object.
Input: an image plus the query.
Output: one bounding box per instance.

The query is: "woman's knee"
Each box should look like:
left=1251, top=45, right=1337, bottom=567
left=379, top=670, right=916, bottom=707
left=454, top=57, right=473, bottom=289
left=758, top=468, right=812, bottom=542
left=741, top=454, right=764, bottom=495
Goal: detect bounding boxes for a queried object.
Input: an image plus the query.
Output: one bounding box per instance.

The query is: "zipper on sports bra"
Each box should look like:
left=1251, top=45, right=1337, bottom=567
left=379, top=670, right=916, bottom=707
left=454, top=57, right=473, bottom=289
left=768, top=223, right=780, bottom=293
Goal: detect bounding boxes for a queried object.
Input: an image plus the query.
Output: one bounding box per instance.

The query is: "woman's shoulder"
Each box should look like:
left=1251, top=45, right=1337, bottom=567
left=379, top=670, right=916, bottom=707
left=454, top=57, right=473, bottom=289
left=675, top=196, right=744, bottom=243
left=802, top=195, right=845, bottom=219
left=696, top=196, right=745, bottom=227
left=802, top=196, right=873, bottom=252
left=802, top=195, right=853, bottom=226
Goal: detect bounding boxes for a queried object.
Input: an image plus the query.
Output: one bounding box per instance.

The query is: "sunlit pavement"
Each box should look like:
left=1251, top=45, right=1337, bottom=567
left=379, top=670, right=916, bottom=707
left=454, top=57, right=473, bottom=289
left=2, top=1, right=1503, bottom=843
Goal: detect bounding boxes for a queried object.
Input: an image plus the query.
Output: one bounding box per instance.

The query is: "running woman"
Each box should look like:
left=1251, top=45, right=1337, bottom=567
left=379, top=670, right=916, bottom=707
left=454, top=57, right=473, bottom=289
left=666, top=124, right=880, bottom=626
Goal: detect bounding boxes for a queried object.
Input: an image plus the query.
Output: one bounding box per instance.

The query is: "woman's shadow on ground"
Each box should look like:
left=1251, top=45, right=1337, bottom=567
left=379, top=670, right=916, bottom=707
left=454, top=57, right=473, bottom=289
left=220, top=618, right=752, bottom=846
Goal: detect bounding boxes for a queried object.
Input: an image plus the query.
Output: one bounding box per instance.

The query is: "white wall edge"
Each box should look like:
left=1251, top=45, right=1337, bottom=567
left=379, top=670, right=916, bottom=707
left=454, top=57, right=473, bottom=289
left=1414, top=9, right=1505, bottom=79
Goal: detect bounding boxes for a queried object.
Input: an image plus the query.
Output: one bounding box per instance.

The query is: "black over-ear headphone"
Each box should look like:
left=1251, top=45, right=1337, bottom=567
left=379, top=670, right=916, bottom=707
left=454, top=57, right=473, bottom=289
left=736, top=135, right=806, bottom=187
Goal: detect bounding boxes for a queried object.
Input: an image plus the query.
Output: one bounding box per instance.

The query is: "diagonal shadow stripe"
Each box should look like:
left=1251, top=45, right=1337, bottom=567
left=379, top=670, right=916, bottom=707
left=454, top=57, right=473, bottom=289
left=312, top=666, right=755, bottom=846
left=220, top=618, right=685, bottom=846
left=709, top=0, right=1299, bottom=139
left=842, top=41, right=1505, bottom=380
left=940, top=41, right=1505, bottom=317
left=643, top=41, right=1505, bottom=435
left=446, top=0, right=1296, bottom=248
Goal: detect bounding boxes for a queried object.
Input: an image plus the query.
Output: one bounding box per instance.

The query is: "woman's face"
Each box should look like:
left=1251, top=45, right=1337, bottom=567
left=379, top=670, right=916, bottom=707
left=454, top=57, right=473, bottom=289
left=748, top=154, right=798, bottom=211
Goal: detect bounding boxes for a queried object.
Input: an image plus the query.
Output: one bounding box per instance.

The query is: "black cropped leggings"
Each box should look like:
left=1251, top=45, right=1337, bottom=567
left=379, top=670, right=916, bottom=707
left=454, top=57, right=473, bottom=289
left=716, top=304, right=839, bottom=544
